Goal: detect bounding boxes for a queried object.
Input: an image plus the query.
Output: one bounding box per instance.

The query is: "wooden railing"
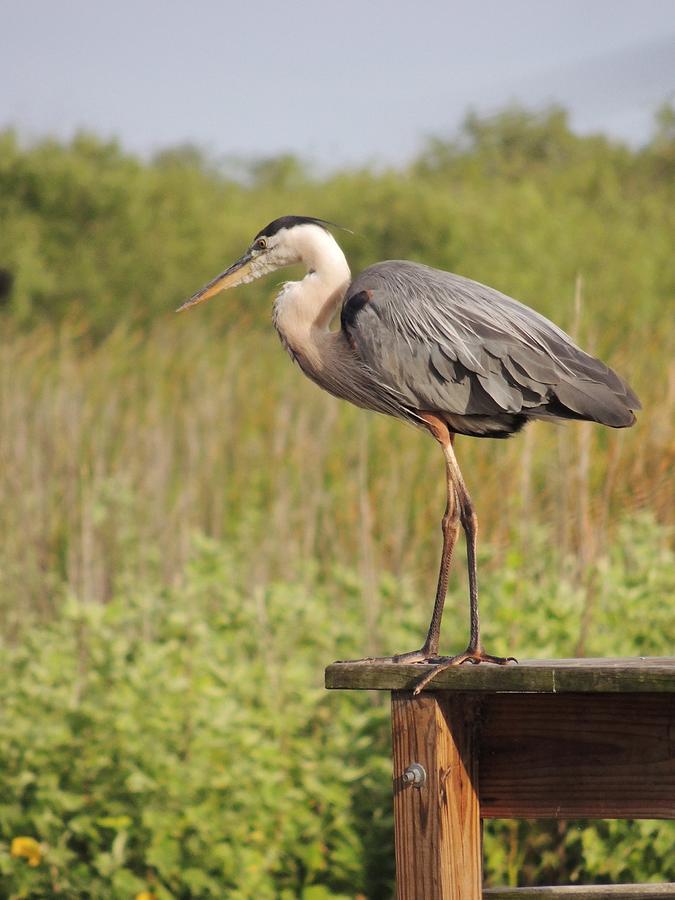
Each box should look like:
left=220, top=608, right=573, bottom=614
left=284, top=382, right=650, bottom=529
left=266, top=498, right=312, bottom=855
left=325, top=657, right=675, bottom=899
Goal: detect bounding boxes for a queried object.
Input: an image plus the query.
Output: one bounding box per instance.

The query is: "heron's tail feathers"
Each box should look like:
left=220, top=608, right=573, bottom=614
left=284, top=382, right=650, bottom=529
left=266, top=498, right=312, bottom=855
left=529, top=371, right=641, bottom=428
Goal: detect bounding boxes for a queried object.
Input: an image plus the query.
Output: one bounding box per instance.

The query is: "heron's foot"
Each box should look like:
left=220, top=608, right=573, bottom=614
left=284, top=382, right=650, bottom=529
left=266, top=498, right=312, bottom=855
left=412, top=647, right=518, bottom=694
left=335, top=648, right=437, bottom=666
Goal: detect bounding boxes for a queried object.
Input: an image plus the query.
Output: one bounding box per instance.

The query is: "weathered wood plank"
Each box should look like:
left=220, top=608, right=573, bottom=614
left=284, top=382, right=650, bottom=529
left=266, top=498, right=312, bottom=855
left=479, top=694, right=675, bottom=818
left=483, top=886, right=675, bottom=898
left=391, top=692, right=482, bottom=900
left=325, top=658, right=675, bottom=694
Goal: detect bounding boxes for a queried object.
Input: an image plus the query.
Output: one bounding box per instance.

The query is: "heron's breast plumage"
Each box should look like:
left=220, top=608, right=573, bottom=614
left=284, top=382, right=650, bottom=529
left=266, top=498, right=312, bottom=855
left=273, top=280, right=414, bottom=420
left=272, top=282, right=321, bottom=368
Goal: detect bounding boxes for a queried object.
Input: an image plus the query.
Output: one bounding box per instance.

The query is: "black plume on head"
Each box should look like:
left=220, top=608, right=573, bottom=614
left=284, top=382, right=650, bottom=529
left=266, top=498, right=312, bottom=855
left=255, top=215, right=337, bottom=240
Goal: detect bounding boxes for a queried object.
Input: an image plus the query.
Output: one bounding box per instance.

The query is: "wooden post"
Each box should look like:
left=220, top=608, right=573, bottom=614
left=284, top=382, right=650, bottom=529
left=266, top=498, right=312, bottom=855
left=391, top=692, right=481, bottom=900
left=325, top=657, right=675, bottom=896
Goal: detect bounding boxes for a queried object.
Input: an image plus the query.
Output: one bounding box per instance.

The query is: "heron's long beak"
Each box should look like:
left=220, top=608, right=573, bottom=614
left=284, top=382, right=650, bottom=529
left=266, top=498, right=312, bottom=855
left=177, top=250, right=255, bottom=312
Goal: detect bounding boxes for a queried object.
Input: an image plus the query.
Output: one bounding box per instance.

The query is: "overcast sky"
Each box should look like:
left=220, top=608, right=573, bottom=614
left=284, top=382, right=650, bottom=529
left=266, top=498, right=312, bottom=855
left=2, top=0, right=674, bottom=168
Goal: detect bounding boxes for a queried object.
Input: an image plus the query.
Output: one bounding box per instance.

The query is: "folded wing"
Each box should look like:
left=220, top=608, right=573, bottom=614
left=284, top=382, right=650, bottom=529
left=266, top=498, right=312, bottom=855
left=341, top=261, right=640, bottom=436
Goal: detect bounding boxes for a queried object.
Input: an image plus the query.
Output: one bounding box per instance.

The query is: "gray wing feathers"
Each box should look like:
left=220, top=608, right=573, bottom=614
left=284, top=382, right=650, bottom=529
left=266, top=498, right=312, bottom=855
left=343, top=261, right=640, bottom=428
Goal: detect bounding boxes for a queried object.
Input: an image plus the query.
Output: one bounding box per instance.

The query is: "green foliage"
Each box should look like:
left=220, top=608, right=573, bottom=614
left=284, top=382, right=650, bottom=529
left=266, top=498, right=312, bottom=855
left=0, top=544, right=388, bottom=898
left=0, top=518, right=673, bottom=897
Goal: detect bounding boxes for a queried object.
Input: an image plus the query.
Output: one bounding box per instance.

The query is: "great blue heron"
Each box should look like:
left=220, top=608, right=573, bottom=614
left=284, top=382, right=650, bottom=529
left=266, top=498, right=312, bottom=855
left=179, top=215, right=640, bottom=691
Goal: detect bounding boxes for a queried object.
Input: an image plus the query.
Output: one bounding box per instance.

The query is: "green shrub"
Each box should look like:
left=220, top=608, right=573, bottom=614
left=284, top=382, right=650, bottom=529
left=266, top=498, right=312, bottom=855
left=0, top=517, right=672, bottom=897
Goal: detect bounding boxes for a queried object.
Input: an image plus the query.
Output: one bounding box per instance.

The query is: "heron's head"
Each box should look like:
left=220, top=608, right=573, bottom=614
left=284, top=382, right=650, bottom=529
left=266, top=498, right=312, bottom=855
left=177, top=215, right=336, bottom=312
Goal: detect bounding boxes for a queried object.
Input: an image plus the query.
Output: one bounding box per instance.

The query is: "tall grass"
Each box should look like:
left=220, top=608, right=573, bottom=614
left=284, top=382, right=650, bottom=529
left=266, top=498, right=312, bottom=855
left=1, top=307, right=671, bottom=645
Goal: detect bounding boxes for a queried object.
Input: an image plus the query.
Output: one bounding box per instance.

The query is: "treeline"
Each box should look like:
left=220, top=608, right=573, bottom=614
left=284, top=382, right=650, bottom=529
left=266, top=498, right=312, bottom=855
left=1, top=105, right=674, bottom=346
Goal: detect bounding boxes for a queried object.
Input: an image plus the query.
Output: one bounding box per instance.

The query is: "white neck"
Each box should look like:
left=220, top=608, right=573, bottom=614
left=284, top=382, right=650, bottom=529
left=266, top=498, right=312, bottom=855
left=291, top=224, right=351, bottom=328
left=273, top=226, right=351, bottom=359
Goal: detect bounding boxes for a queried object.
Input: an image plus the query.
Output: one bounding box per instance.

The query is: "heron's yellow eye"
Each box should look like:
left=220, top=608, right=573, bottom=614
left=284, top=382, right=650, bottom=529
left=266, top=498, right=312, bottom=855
left=255, top=238, right=267, bottom=251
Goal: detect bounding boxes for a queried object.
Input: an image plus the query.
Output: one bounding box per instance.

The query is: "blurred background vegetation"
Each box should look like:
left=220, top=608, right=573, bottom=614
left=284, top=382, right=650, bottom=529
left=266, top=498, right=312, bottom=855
left=0, top=105, right=673, bottom=897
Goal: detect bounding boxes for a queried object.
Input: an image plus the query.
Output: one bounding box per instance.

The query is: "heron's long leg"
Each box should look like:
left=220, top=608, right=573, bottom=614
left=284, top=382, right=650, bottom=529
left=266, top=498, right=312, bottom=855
left=412, top=438, right=516, bottom=693
left=336, top=426, right=461, bottom=666
left=444, top=439, right=482, bottom=650
left=419, top=443, right=460, bottom=657
left=337, top=419, right=514, bottom=673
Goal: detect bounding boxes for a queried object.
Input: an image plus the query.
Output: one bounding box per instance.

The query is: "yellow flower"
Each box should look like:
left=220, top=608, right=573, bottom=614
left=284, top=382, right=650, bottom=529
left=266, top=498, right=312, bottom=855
left=10, top=836, right=42, bottom=866
left=134, top=893, right=158, bottom=900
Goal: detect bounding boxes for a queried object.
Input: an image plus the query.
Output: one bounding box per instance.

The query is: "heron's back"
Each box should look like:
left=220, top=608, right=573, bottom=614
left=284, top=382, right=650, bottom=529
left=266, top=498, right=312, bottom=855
left=341, top=260, right=640, bottom=437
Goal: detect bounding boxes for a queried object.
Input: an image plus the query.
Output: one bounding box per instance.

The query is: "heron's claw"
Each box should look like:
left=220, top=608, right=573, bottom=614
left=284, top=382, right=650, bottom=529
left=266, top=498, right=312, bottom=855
left=335, top=648, right=435, bottom=666
left=412, top=648, right=517, bottom=694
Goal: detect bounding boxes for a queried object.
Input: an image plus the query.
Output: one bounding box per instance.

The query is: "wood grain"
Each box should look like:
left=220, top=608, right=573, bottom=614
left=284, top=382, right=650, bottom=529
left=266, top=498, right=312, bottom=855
left=391, top=692, right=482, bottom=900
left=325, top=658, right=675, bottom=694
left=479, top=693, right=675, bottom=818
left=329, top=660, right=675, bottom=894
left=484, top=886, right=675, bottom=898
